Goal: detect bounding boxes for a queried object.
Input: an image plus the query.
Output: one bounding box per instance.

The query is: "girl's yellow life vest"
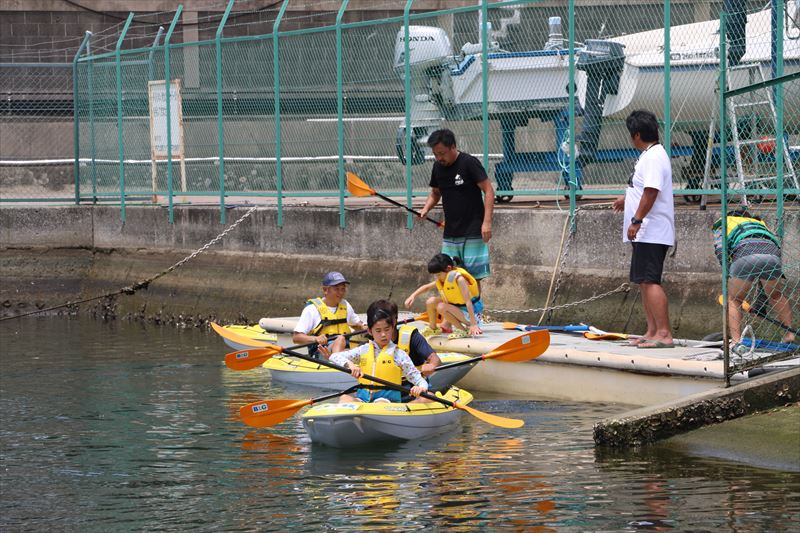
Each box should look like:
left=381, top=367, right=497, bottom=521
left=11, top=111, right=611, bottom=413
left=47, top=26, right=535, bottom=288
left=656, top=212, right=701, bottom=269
left=357, top=342, right=402, bottom=388
left=435, top=267, right=480, bottom=305
left=306, top=297, right=352, bottom=337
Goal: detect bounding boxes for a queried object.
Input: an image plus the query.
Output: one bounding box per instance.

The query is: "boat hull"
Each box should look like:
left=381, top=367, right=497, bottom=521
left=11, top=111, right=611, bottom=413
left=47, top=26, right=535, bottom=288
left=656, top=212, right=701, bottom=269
left=263, top=353, right=477, bottom=392
left=301, top=387, right=472, bottom=447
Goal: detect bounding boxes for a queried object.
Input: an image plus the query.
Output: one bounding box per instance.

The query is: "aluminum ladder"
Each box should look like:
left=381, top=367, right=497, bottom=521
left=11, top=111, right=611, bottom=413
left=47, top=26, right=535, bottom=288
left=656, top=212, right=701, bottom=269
left=701, top=62, right=798, bottom=208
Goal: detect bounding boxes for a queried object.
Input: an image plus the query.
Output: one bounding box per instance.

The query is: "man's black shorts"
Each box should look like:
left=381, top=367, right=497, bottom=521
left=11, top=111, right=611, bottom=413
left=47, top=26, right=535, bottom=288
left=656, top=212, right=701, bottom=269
left=630, top=242, right=670, bottom=284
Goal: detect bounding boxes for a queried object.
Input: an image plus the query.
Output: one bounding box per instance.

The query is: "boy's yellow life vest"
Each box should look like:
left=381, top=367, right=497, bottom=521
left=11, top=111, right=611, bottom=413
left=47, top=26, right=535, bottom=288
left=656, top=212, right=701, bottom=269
left=436, top=267, right=480, bottom=305
left=712, top=216, right=779, bottom=248
left=396, top=324, right=416, bottom=354
left=357, top=342, right=402, bottom=388
left=306, top=297, right=352, bottom=337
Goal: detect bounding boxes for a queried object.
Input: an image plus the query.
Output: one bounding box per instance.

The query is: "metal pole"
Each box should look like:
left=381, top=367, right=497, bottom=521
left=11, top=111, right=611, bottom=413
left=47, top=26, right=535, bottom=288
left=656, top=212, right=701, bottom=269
left=568, top=0, right=576, bottom=226
left=73, top=31, right=92, bottom=205
left=403, top=0, right=414, bottom=230
left=216, top=0, right=235, bottom=225
left=115, top=13, right=134, bottom=222
left=663, top=0, right=671, bottom=157
left=336, top=0, right=351, bottom=229
left=719, top=14, right=730, bottom=385
left=774, top=0, right=785, bottom=240
left=273, top=0, right=291, bottom=228
left=87, top=35, right=97, bottom=204
left=164, top=6, right=183, bottom=224
left=480, top=0, right=489, bottom=173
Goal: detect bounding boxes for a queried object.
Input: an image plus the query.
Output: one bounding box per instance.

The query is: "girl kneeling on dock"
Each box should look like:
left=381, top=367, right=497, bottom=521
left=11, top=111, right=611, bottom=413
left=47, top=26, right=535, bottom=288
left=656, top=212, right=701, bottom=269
left=405, top=253, right=483, bottom=339
left=330, top=301, right=429, bottom=403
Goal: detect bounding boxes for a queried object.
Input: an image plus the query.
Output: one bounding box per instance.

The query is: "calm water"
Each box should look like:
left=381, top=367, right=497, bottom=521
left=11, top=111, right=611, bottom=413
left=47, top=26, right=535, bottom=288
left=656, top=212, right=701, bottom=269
left=1, top=317, right=798, bottom=531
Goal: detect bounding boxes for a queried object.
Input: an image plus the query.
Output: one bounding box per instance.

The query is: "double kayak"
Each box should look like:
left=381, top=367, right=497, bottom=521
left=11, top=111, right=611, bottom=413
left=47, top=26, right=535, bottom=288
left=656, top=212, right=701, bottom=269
left=302, top=386, right=473, bottom=447
left=263, top=352, right=477, bottom=392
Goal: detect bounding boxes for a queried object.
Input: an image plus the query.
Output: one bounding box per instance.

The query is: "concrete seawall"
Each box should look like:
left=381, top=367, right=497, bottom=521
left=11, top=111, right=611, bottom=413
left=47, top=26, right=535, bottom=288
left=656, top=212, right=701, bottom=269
left=1, top=205, right=797, bottom=337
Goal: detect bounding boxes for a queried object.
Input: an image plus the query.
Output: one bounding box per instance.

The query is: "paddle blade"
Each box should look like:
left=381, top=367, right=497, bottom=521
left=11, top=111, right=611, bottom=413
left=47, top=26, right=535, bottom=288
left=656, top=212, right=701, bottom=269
left=484, top=330, right=549, bottom=363
left=224, top=346, right=282, bottom=371
left=501, top=322, right=520, bottom=330
left=240, top=399, right=311, bottom=428
left=583, top=332, right=629, bottom=341
left=455, top=402, right=524, bottom=428
left=346, top=171, right=376, bottom=197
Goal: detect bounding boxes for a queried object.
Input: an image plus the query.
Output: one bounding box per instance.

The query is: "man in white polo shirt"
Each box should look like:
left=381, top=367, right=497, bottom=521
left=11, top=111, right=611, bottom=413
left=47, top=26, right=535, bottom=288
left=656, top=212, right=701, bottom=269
left=612, top=110, right=675, bottom=349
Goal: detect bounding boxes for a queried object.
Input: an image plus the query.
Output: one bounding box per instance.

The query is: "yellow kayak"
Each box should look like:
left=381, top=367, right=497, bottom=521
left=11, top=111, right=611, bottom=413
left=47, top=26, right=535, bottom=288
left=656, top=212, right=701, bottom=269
left=211, top=322, right=278, bottom=351
left=263, top=352, right=477, bottom=391
left=302, top=386, right=473, bottom=447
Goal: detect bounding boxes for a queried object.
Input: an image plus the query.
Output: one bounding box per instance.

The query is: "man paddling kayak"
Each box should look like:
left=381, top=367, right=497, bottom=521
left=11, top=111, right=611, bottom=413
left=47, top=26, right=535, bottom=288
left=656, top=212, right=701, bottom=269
left=284, top=271, right=366, bottom=358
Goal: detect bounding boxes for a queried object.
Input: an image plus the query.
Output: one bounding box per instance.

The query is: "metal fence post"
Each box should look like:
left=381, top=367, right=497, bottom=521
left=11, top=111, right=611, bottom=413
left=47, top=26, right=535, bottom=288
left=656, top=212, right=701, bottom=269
left=115, top=13, right=134, bottom=222
left=480, top=0, right=489, bottom=177
left=273, top=0, right=291, bottom=228
left=403, top=0, right=414, bottom=230
left=336, top=0, right=351, bottom=229
left=719, top=14, right=730, bottom=385
left=774, top=0, right=785, bottom=240
left=663, top=0, right=671, bottom=157
left=87, top=36, right=97, bottom=204
left=164, top=6, right=183, bottom=224
left=568, top=0, right=576, bottom=225
left=216, top=0, right=235, bottom=225
left=73, top=31, right=92, bottom=205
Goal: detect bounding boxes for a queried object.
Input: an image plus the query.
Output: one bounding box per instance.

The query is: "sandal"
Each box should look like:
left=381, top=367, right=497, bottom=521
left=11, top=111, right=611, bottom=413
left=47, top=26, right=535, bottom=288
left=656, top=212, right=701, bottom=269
left=447, top=329, right=469, bottom=340
left=420, top=326, right=442, bottom=337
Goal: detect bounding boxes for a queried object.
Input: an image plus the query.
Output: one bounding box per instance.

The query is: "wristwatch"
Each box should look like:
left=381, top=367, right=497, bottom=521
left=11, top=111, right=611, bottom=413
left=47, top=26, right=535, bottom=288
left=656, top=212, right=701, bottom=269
left=630, top=216, right=643, bottom=225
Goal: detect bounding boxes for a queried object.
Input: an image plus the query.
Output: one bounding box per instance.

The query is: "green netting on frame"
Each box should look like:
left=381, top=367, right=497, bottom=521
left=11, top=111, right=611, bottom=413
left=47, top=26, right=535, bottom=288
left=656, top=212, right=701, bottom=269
left=57, top=0, right=800, bottom=220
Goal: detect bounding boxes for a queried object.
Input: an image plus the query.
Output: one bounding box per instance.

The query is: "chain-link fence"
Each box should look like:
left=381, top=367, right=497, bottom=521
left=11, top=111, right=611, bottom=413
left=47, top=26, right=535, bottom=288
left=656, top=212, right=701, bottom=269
left=0, top=62, right=75, bottom=201
left=717, top=5, right=799, bottom=379
left=3, top=1, right=797, bottom=365
left=66, top=1, right=800, bottom=218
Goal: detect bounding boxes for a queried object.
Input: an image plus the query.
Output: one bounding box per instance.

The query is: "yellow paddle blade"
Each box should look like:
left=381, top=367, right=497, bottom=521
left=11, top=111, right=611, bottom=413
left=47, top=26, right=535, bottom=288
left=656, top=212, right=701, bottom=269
left=346, top=171, right=376, bottom=197
left=501, top=322, right=520, bottom=330
left=583, top=331, right=629, bottom=341
left=211, top=322, right=273, bottom=348
left=484, top=330, right=549, bottom=363
left=454, top=402, right=524, bottom=428
left=224, top=346, right=283, bottom=371
left=240, top=399, right=311, bottom=428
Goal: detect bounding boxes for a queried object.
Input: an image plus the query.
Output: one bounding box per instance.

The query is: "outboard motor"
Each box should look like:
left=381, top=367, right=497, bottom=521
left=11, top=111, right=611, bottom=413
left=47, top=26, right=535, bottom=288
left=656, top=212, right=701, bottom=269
left=393, top=26, right=453, bottom=165
left=575, top=39, right=625, bottom=163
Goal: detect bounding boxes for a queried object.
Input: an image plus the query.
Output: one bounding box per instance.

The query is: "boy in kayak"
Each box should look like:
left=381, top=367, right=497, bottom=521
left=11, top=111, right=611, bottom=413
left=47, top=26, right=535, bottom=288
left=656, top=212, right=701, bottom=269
left=404, top=253, right=484, bottom=339
left=288, top=271, right=366, bottom=358
left=331, top=301, right=428, bottom=403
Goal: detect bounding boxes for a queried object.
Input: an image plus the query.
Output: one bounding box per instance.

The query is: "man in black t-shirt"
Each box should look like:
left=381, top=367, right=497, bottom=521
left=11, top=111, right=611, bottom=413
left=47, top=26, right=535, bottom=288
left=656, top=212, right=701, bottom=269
left=418, top=129, right=495, bottom=280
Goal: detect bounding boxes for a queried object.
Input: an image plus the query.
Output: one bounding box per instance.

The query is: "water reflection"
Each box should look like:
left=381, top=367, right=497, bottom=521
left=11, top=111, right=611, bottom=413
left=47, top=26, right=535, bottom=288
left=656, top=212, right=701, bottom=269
left=1, top=317, right=798, bottom=531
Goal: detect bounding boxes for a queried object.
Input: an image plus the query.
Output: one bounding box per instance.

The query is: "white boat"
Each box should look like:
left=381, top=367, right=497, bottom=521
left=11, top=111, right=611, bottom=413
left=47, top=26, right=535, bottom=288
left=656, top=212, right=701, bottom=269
left=578, top=1, right=800, bottom=130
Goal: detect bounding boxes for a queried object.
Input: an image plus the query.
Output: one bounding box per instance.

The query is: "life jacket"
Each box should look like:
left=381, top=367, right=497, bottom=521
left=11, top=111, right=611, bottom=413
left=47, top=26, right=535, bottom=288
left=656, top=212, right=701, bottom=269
left=306, top=297, right=352, bottom=337
left=396, top=324, right=416, bottom=354
left=435, top=267, right=480, bottom=306
left=712, top=216, right=779, bottom=249
left=357, top=341, right=403, bottom=391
